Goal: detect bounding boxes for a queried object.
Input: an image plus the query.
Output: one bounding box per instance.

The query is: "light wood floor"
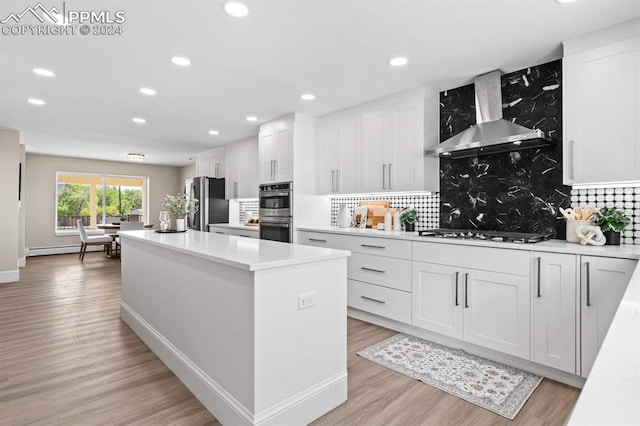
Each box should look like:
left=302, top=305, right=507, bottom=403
left=0, top=253, right=580, bottom=425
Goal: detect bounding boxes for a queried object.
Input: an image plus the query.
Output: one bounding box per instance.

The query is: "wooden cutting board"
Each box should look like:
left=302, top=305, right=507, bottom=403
left=358, top=200, right=390, bottom=228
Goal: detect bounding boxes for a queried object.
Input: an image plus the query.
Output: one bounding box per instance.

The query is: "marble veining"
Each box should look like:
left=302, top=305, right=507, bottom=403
left=439, top=60, right=571, bottom=238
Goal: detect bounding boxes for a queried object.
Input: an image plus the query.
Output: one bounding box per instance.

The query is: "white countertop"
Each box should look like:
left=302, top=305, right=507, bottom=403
left=297, top=226, right=640, bottom=260
left=299, top=225, right=640, bottom=423
left=208, top=223, right=260, bottom=232
left=120, top=229, right=349, bottom=272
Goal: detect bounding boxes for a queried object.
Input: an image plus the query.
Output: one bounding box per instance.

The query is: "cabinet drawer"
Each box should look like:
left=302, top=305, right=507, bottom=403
left=412, top=242, right=530, bottom=276
left=348, top=253, right=411, bottom=292
left=343, top=236, right=411, bottom=259
left=298, top=231, right=343, bottom=249
left=348, top=280, right=411, bottom=324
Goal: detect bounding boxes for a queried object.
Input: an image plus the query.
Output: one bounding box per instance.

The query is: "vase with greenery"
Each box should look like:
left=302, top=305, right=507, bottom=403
left=400, top=206, right=418, bottom=232
left=161, top=193, right=199, bottom=231
left=595, top=206, right=630, bottom=245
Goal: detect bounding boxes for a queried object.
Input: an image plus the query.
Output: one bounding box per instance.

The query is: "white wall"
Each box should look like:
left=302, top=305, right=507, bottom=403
left=0, top=130, right=20, bottom=282
left=25, top=153, right=181, bottom=250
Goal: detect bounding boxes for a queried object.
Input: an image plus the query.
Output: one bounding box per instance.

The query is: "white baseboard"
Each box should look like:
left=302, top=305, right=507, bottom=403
left=27, top=245, right=103, bottom=257
left=348, top=307, right=586, bottom=389
left=121, top=301, right=347, bottom=425
left=0, top=269, right=19, bottom=284
left=18, top=257, right=26, bottom=268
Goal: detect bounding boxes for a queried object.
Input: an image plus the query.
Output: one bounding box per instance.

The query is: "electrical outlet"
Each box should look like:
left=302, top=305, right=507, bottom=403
left=298, top=292, right=316, bottom=310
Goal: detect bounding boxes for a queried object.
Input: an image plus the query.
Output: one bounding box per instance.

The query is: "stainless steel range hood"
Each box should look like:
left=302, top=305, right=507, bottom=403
left=425, top=71, right=553, bottom=159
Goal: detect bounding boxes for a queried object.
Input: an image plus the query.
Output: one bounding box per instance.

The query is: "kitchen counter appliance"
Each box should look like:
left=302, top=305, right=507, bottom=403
left=418, top=228, right=550, bottom=244
left=187, top=177, right=229, bottom=231
left=259, top=182, right=292, bottom=243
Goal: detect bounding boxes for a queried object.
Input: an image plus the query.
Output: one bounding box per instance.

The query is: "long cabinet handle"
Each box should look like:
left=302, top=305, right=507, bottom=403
left=360, top=267, right=386, bottom=274
left=536, top=257, right=542, bottom=298
left=382, top=164, right=387, bottom=190
left=308, top=238, right=328, bottom=243
left=570, top=140, right=575, bottom=181
left=274, top=160, right=279, bottom=180
left=331, top=170, right=336, bottom=193
left=585, top=261, right=591, bottom=307
left=360, top=244, right=386, bottom=249
left=464, top=273, right=469, bottom=308
left=388, top=163, right=392, bottom=189
left=233, top=182, right=238, bottom=198
left=270, top=160, right=274, bottom=181
left=336, top=169, right=341, bottom=193
left=455, top=271, right=460, bottom=306
left=361, top=295, right=386, bottom=304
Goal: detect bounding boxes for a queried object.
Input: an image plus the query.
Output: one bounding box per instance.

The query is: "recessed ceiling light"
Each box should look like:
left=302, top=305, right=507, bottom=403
left=388, top=57, right=408, bottom=67
left=209, top=130, right=220, bottom=136
left=554, top=0, right=577, bottom=3
left=139, top=87, right=157, bottom=96
left=33, top=68, right=56, bottom=77
left=171, top=56, right=191, bottom=66
left=246, top=116, right=257, bottom=122
left=27, top=98, right=46, bottom=106
left=301, top=93, right=316, bottom=101
left=127, top=153, right=145, bottom=162
left=132, top=117, right=146, bottom=124
left=223, top=1, right=249, bottom=17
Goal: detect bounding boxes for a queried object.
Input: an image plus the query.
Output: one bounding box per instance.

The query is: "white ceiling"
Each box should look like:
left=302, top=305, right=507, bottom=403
left=1, top=0, right=639, bottom=167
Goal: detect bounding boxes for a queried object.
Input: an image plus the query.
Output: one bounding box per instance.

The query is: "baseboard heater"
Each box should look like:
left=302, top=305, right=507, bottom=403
left=27, top=245, right=103, bottom=257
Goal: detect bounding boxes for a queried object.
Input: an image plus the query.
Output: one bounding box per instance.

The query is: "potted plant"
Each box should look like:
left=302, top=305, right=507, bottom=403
left=399, top=206, right=418, bottom=232
left=162, top=193, right=199, bottom=231
left=595, top=206, right=630, bottom=245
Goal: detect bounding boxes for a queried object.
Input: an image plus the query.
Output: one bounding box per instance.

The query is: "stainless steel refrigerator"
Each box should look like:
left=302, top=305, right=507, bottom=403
left=186, top=177, right=229, bottom=231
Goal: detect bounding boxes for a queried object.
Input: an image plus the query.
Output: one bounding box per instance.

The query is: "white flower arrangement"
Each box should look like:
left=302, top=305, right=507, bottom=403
left=161, top=193, right=199, bottom=218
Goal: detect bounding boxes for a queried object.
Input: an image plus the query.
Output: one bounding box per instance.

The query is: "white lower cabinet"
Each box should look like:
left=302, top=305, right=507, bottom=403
left=531, top=253, right=577, bottom=374
left=297, top=231, right=343, bottom=249
left=347, top=279, right=411, bottom=324
left=208, top=225, right=259, bottom=239
left=580, top=256, right=637, bottom=377
left=412, top=261, right=530, bottom=359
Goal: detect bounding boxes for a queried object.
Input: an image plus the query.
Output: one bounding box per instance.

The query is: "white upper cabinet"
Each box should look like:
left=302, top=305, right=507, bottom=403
left=225, top=137, right=258, bottom=199
left=563, top=21, right=640, bottom=186
left=316, top=117, right=361, bottom=194
left=315, top=87, right=439, bottom=195
left=259, top=117, right=294, bottom=184
left=195, top=147, right=226, bottom=178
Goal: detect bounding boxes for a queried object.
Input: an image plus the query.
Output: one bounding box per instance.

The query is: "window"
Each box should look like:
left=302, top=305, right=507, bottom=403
left=56, top=172, right=148, bottom=231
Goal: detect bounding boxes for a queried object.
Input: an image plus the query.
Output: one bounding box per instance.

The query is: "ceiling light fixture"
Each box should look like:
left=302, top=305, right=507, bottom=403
left=246, top=116, right=257, bottom=122
left=223, top=1, right=249, bottom=17
left=171, top=56, right=191, bottom=66
left=27, top=98, right=46, bottom=106
left=132, top=117, right=146, bottom=124
left=127, top=153, right=145, bottom=162
left=33, top=68, right=56, bottom=77
left=301, top=93, right=316, bottom=101
left=388, top=57, right=408, bottom=67
left=139, top=87, right=157, bottom=96
left=209, top=130, right=220, bottom=135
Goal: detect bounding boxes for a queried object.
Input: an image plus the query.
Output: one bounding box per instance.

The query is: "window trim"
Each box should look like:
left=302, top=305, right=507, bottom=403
left=55, top=171, right=149, bottom=235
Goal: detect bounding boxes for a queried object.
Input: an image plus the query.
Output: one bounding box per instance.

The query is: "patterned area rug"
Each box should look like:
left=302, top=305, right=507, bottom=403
left=357, top=334, right=542, bottom=420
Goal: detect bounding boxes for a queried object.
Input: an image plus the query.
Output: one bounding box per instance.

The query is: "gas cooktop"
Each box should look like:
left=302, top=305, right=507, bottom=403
left=417, top=229, right=551, bottom=244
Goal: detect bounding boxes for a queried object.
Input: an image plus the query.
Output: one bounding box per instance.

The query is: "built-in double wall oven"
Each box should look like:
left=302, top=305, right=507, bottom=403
left=259, top=182, right=292, bottom=243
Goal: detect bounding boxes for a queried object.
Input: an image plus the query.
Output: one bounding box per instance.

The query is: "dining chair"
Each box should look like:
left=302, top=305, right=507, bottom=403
left=77, top=219, right=113, bottom=261
left=115, top=221, right=145, bottom=257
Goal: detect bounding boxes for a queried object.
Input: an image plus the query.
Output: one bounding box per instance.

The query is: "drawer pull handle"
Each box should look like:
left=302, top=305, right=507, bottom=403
left=464, top=273, right=469, bottom=308
left=455, top=271, right=459, bottom=306
left=309, top=238, right=328, bottom=243
left=239, top=235, right=251, bottom=238
left=361, top=267, right=386, bottom=274
left=585, top=262, right=591, bottom=307
left=360, top=244, right=386, bottom=249
left=361, top=295, right=386, bottom=304
left=215, top=232, right=225, bottom=235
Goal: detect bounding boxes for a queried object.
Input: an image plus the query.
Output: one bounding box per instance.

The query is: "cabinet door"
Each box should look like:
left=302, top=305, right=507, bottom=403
left=361, top=111, right=386, bottom=192
left=580, top=256, right=637, bottom=377
left=274, top=126, right=293, bottom=182
left=463, top=269, right=530, bottom=359
left=532, top=253, right=577, bottom=374
left=226, top=141, right=258, bottom=199
left=384, top=99, right=424, bottom=191
left=316, top=124, right=338, bottom=194
left=412, top=262, right=464, bottom=339
left=209, top=149, right=225, bottom=178
left=335, top=117, right=361, bottom=193
left=259, top=129, right=275, bottom=183
left=564, top=37, right=640, bottom=185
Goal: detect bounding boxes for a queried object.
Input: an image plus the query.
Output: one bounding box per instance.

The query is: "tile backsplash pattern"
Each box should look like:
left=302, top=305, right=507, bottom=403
left=238, top=199, right=259, bottom=223
left=571, top=187, right=640, bottom=245
left=330, top=194, right=439, bottom=230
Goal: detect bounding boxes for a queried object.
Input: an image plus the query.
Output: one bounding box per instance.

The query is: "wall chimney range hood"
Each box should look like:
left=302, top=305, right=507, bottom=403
left=425, top=71, right=553, bottom=159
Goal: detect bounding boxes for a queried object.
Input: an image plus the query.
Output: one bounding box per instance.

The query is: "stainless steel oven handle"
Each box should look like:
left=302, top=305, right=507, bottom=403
left=260, top=222, right=291, bottom=228
left=259, top=191, right=291, bottom=197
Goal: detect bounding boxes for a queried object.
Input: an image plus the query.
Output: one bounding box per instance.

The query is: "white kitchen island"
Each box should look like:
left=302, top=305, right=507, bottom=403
left=119, top=230, right=350, bottom=425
